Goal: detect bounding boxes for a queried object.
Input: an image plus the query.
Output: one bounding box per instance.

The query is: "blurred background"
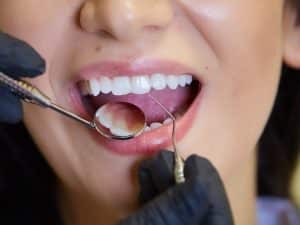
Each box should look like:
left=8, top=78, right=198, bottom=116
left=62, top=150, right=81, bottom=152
left=291, top=156, right=300, bottom=207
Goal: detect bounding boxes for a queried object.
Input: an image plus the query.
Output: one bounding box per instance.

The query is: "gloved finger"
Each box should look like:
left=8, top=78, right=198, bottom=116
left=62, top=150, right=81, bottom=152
left=118, top=178, right=210, bottom=225
left=184, top=155, right=234, bottom=225
left=0, top=86, right=22, bottom=123
left=138, top=150, right=175, bottom=204
left=0, top=32, right=45, bottom=78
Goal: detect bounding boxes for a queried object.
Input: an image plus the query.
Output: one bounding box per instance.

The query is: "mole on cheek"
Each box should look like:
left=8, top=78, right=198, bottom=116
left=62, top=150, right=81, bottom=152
left=95, top=46, right=102, bottom=52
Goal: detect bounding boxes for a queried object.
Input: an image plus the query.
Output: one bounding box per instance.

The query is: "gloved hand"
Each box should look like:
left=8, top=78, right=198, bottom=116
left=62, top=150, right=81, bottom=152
left=118, top=150, right=234, bottom=225
left=0, top=31, right=45, bottom=123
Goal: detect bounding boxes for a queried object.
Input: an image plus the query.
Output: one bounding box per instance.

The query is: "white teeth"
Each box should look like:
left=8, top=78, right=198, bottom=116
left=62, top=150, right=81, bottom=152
left=110, top=127, right=132, bottom=137
left=81, top=74, right=194, bottom=96
left=166, top=75, right=178, bottom=90
left=95, top=107, right=113, bottom=129
left=184, top=74, right=193, bottom=85
left=95, top=106, right=132, bottom=137
left=90, top=78, right=101, bottom=96
left=163, top=118, right=173, bottom=125
left=178, top=75, right=187, bottom=87
left=99, top=77, right=112, bottom=94
left=144, top=117, right=173, bottom=132
left=150, top=122, right=162, bottom=129
left=112, top=77, right=131, bottom=95
left=144, top=126, right=151, bottom=132
left=131, top=75, right=151, bottom=94
left=109, top=117, right=132, bottom=136
left=151, top=73, right=167, bottom=90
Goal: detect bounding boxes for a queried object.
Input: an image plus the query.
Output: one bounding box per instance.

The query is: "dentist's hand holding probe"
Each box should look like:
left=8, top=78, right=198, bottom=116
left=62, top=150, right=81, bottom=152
left=118, top=150, right=234, bottom=225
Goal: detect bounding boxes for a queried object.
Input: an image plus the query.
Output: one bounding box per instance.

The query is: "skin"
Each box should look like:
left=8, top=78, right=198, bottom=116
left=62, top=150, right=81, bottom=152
left=0, top=0, right=299, bottom=224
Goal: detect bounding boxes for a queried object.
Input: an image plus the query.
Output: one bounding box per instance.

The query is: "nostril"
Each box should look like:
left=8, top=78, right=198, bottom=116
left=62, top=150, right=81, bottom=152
left=79, top=1, right=96, bottom=33
left=79, top=0, right=174, bottom=42
left=98, top=29, right=115, bottom=40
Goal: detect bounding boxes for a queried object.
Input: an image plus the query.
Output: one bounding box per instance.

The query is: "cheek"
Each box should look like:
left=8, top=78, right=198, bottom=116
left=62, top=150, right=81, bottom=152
left=0, top=1, right=66, bottom=45
left=179, top=0, right=284, bottom=125
left=177, top=0, right=284, bottom=173
left=178, top=0, right=284, bottom=57
left=177, top=0, right=284, bottom=99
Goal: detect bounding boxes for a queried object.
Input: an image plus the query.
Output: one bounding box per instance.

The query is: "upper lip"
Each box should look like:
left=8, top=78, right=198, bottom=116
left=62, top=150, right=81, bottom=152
left=75, top=59, right=201, bottom=81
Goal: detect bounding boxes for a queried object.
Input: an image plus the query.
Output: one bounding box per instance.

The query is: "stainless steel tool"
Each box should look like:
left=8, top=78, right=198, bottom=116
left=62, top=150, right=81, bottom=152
left=148, top=94, right=185, bottom=183
left=0, top=72, right=145, bottom=140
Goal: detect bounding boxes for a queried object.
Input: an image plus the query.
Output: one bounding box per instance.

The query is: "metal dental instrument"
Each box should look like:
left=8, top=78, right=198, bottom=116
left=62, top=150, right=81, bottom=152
left=0, top=72, right=145, bottom=140
left=148, top=94, right=185, bottom=184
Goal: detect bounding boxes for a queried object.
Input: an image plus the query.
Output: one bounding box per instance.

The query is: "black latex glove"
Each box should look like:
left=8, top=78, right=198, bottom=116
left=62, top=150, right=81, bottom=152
left=118, top=151, right=234, bottom=225
left=0, top=32, right=45, bottom=123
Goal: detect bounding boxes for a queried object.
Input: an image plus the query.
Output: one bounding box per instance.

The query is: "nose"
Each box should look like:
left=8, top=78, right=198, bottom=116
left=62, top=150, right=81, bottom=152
left=79, top=0, right=174, bottom=41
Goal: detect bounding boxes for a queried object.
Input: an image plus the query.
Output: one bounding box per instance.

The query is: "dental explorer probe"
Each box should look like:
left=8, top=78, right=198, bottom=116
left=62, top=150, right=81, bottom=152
left=148, top=94, right=186, bottom=184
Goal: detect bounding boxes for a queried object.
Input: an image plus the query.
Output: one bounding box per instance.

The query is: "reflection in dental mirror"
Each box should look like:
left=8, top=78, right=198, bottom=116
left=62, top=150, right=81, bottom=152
left=93, top=102, right=146, bottom=140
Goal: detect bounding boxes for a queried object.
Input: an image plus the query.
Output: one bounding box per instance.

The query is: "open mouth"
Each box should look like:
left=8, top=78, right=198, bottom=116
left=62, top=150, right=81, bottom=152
left=77, top=73, right=201, bottom=133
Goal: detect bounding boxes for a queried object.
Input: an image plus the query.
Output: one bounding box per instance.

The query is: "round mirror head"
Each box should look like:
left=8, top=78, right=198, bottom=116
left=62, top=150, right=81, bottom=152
left=93, top=102, right=146, bottom=140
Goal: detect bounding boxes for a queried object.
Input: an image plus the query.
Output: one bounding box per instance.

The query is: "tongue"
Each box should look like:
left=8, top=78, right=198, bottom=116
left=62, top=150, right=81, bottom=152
left=89, top=85, right=198, bottom=124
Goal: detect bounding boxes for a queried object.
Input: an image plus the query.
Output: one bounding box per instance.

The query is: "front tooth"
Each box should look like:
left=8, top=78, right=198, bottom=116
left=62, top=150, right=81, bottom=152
left=112, top=77, right=131, bottom=95
left=150, top=122, right=162, bottom=130
left=167, top=75, right=178, bottom=90
left=131, top=76, right=151, bottom=94
left=89, top=79, right=101, bottom=96
left=99, top=77, right=112, bottom=94
left=151, top=73, right=167, bottom=90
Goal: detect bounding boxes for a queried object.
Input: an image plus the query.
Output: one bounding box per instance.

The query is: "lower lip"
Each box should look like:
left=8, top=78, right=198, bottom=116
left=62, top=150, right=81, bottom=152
left=69, top=85, right=203, bottom=156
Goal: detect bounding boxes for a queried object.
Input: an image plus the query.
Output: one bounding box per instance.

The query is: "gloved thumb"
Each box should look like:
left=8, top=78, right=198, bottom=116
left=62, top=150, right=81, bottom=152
left=138, top=150, right=175, bottom=204
left=117, top=177, right=210, bottom=225
left=0, top=32, right=45, bottom=77
left=184, top=155, right=234, bottom=225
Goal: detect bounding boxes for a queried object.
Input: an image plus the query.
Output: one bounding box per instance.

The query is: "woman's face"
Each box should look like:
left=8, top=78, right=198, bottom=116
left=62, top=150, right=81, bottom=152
left=0, top=0, right=297, bottom=220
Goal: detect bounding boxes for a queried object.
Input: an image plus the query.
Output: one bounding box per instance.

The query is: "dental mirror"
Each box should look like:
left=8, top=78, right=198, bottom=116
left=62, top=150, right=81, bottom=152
left=0, top=72, right=146, bottom=140
left=93, top=102, right=146, bottom=140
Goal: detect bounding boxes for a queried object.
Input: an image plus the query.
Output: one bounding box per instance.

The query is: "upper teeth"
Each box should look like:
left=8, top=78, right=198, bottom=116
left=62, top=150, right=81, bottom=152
left=80, top=74, right=193, bottom=96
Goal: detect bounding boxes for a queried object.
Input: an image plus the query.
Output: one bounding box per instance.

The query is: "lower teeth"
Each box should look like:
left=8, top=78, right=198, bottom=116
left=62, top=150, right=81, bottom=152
left=144, top=117, right=173, bottom=132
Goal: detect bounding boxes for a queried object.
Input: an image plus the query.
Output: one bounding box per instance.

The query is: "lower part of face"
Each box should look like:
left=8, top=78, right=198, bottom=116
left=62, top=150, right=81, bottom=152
left=0, top=0, right=285, bottom=217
